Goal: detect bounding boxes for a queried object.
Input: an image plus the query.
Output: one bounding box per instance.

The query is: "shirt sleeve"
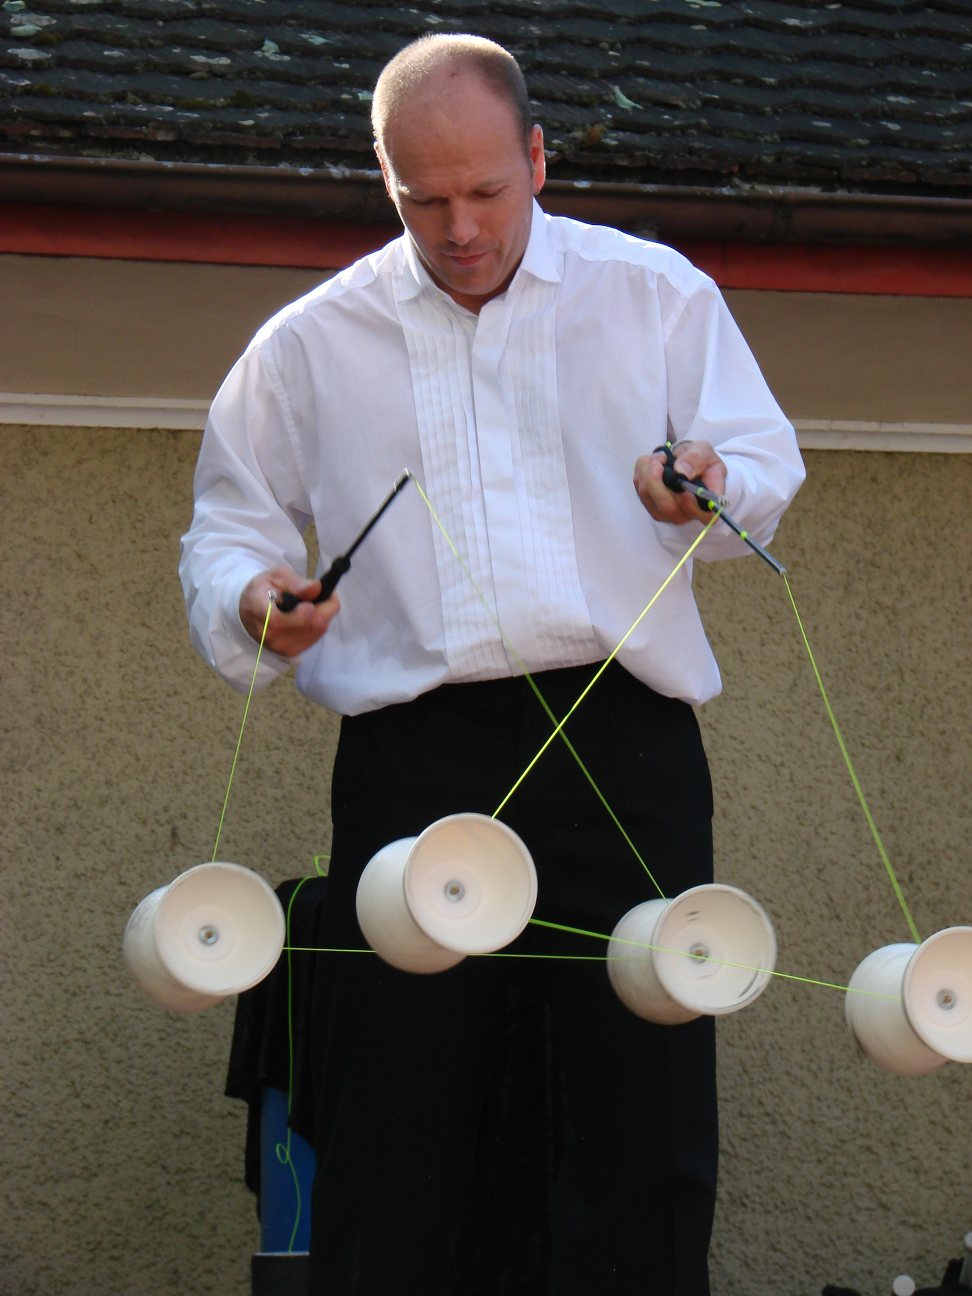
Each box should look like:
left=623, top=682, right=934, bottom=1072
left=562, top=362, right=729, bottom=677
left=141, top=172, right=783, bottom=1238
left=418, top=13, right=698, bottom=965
left=658, top=270, right=806, bottom=561
left=178, top=333, right=313, bottom=692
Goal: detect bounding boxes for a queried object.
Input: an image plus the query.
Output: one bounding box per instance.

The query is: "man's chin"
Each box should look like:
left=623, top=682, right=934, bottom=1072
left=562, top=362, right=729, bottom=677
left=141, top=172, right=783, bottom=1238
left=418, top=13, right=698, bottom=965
left=440, top=263, right=494, bottom=288
left=443, top=262, right=509, bottom=296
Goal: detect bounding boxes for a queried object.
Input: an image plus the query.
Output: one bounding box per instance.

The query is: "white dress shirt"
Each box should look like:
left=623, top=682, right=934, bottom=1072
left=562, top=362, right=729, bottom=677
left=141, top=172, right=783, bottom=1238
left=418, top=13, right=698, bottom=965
left=180, top=202, right=804, bottom=715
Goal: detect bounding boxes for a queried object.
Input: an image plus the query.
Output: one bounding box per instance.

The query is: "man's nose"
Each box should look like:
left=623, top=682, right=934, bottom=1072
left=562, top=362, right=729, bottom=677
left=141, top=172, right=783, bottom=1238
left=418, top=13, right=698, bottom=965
left=445, top=203, right=479, bottom=246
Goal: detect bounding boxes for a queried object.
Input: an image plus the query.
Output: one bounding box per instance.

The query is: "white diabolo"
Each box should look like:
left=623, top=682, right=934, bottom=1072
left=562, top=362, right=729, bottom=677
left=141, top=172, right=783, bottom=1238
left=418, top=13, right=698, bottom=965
left=122, top=861, right=286, bottom=1013
left=845, top=925, right=972, bottom=1076
left=607, top=883, right=777, bottom=1024
left=356, top=813, right=537, bottom=973
left=355, top=837, right=466, bottom=974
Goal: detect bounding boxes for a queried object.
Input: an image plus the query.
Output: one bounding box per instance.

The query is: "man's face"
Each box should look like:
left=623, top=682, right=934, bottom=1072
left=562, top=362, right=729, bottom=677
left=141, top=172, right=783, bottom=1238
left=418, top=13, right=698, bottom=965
left=378, top=73, right=545, bottom=313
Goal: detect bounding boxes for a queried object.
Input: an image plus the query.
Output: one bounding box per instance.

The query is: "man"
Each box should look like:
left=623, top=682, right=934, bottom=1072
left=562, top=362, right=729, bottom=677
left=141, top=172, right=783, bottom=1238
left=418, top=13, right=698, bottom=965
left=181, top=33, right=804, bottom=1296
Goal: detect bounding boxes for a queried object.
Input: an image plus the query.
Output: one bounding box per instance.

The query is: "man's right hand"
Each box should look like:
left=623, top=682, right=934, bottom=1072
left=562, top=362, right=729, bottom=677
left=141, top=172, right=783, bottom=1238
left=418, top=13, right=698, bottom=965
left=239, top=566, right=338, bottom=657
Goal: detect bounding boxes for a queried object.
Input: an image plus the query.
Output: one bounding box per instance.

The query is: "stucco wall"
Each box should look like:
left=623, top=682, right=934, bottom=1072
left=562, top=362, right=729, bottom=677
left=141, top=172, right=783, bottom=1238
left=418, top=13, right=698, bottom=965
left=696, top=451, right=971, bottom=1292
left=1, top=251, right=969, bottom=1295
left=2, top=425, right=968, bottom=1296
left=1, top=422, right=334, bottom=1296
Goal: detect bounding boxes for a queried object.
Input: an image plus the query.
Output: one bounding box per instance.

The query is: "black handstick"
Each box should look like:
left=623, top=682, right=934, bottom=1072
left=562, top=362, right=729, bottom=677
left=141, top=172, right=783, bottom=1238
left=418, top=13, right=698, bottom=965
left=656, top=443, right=728, bottom=510
left=655, top=443, right=786, bottom=576
left=275, top=471, right=412, bottom=613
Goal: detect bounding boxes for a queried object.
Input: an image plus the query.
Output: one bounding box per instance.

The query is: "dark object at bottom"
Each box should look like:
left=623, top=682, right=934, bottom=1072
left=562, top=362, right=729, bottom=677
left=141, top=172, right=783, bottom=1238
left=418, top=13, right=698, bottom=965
left=823, top=1256, right=969, bottom=1296
left=252, top=1252, right=310, bottom=1296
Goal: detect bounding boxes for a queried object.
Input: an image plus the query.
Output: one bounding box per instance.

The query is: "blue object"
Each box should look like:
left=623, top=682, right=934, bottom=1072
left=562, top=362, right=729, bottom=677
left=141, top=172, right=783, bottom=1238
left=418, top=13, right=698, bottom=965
left=259, top=1087, right=316, bottom=1253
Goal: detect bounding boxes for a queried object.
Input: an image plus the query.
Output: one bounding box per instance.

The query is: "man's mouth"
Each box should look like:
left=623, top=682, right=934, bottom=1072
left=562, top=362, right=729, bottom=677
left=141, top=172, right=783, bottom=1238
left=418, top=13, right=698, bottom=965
left=446, top=251, right=490, bottom=267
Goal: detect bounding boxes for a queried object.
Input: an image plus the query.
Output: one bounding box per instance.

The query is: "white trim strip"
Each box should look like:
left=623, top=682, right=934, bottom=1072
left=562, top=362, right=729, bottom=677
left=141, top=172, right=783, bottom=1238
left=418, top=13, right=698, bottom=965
left=1, top=395, right=970, bottom=452
left=0, top=393, right=210, bottom=429
left=794, top=419, right=972, bottom=454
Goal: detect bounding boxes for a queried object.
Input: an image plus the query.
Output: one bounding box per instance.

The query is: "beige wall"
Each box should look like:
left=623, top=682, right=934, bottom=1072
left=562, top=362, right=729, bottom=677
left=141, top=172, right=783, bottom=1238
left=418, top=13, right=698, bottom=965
left=1, top=253, right=970, bottom=1296
left=3, top=254, right=972, bottom=429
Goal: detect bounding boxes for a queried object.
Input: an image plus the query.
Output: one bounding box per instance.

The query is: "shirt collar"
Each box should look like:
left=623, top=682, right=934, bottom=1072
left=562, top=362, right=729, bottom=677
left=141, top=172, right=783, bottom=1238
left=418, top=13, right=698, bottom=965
left=518, top=200, right=561, bottom=286
left=396, top=200, right=561, bottom=306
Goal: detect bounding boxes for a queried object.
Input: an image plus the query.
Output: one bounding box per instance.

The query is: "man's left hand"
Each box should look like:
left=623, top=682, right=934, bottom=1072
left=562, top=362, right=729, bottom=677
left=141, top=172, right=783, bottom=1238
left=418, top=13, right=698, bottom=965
left=633, top=439, right=728, bottom=525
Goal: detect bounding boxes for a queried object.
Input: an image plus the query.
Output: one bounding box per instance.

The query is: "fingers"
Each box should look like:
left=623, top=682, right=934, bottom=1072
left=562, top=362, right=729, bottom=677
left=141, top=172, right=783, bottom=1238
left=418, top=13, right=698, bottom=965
left=633, top=440, right=727, bottom=525
left=671, top=440, right=728, bottom=498
left=240, top=567, right=338, bottom=656
left=633, top=451, right=677, bottom=521
left=633, top=449, right=705, bottom=524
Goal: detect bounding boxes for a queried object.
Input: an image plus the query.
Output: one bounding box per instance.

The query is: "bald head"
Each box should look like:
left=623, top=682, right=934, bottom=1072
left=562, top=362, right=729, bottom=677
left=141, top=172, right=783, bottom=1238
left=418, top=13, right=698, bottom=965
left=370, top=34, right=544, bottom=314
left=372, top=34, right=533, bottom=162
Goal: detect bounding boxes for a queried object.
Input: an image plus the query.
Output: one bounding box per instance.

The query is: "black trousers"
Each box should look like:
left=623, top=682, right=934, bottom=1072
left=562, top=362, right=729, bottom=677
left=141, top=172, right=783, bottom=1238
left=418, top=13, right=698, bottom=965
left=300, top=662, right=718, bottom=1296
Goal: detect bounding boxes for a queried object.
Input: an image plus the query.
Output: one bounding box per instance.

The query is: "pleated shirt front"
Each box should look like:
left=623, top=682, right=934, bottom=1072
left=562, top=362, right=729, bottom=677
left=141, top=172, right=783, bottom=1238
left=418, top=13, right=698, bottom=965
left=180, top=202, right=804, bottom=715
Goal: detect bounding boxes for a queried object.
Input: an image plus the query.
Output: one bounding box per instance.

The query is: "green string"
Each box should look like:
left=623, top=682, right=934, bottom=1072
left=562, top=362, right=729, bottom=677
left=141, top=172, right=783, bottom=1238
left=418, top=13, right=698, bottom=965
left=204, top=593, right=311, bottom=1251
left=277, top=854, right=330, bottom=1252
left=211, top=593, right=274, bottom=863
left=412, top=474, right=716, bottom=898
left=255, top=485, right=920, bottom=1251
left=258, top=485, right=918, bottom=1267
left=279, top=934, right=895, bottom=1000
left=275, top=874, right=314, bottom=1252
left=284, top=945, right=375, bottom=954
left=782, top=573, right=921, bottom=945
left=526, top=916, right=898, bottom=998
left=491, top=519, right=715, bottom=829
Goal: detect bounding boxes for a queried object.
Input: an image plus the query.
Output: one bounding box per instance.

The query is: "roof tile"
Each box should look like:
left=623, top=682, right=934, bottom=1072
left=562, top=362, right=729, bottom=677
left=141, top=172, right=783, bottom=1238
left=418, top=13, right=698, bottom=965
left=1, top=0, right=969, bottom=196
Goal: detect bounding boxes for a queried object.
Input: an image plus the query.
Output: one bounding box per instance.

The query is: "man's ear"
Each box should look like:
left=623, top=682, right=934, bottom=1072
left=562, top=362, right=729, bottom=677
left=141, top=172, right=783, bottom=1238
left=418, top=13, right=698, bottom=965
left=374, top=141, right=395, bottom=200
left=529, top=124, right=546, bottom=195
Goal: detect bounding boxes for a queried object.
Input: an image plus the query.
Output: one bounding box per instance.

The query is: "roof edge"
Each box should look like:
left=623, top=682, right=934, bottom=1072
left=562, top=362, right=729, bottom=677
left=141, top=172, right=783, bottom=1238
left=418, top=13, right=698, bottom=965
left=2, top=153, right=971, bottom=247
